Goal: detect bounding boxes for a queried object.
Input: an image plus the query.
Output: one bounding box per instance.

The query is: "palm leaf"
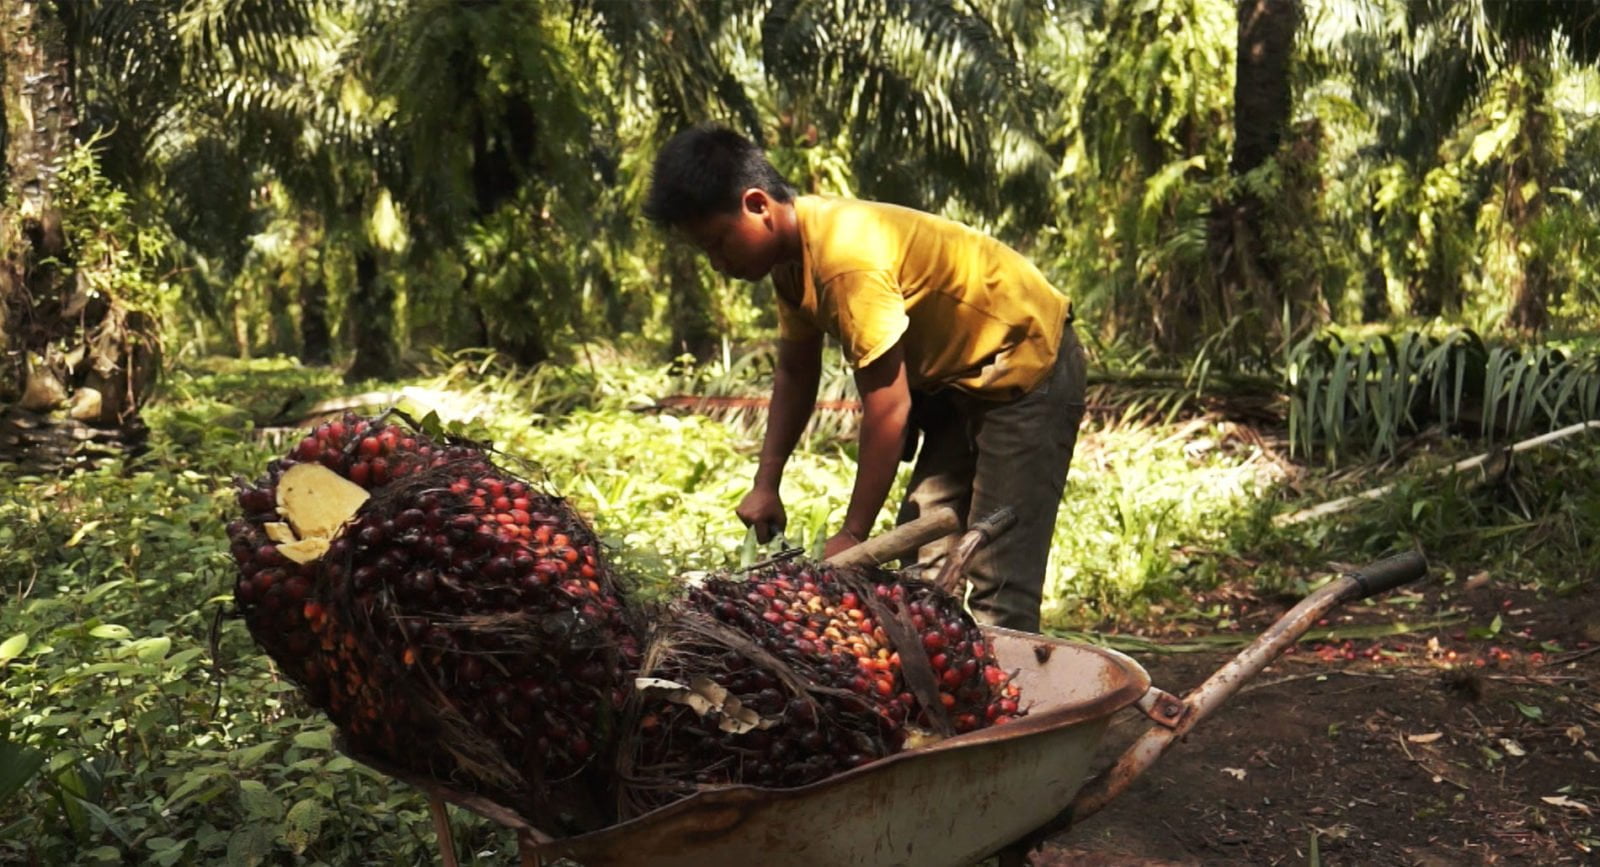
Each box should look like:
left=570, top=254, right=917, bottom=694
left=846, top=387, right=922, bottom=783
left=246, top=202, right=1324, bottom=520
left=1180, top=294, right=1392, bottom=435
left=1286, top=327, right=1600, bottom=463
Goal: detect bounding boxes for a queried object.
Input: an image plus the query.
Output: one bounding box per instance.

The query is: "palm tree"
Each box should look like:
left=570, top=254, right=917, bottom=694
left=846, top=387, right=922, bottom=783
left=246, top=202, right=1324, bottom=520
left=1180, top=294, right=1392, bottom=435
left=1310, top=0, right=1600, bottom=329
left=64, top=0, right=325, bottom=327
left=3, top=0, right=356, bottom=469
left=1209, top=0, right=1303, bottom=357
left=1232, top=1, right=1301, bottom=176
left=1072, top=0, right=1240, bottom=356
left=1480, top=0, right=1599, bottom=331
left=2, top=0, right=73, bottom=401
left=1, top=0, right=162, bottom=470
left=357, top=0, right=605, bottom=368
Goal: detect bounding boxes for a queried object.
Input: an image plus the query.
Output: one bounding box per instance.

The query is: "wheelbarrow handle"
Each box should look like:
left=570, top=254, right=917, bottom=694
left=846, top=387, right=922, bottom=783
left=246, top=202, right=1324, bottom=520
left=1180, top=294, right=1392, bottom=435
left=1056, top=549, right=1429, bottom=831
left=933, top=507, right=1018, bottom=593
left=969, top=507, right=1017, bottom=540
left=825, top=506, right=961, bottom=568
left=1342, top=550, right=1428, bottom=601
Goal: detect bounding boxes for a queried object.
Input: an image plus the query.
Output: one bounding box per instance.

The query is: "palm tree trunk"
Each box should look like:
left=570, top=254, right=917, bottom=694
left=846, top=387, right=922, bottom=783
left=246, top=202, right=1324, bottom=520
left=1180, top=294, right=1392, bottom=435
left=1208, top=0, right=1300, bottom=356
left=666, top=244, right=716, bottom=362
left=299, top=272, right=332, bottom=364
left=469, top=264, right=549, bottom=367
left=488, top=268, right=549, bottom=366
left=2, top=0, right=75, bottom=405
left=1504, top=49, right=1554, bottom=334
left=344, top=249, right=399, bottom=382
left=1230, top=0, right=1298, bottom=176
left=1, top=0, right=154, bottom=469
left=295, top=213, right=332, bottom=363
left=494, top=321, right=549, bottom=367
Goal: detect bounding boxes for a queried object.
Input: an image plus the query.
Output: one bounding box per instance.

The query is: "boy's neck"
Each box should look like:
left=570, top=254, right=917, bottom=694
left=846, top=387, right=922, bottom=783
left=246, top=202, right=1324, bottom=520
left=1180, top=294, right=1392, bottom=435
left=775, top=198, right=803, bottom=265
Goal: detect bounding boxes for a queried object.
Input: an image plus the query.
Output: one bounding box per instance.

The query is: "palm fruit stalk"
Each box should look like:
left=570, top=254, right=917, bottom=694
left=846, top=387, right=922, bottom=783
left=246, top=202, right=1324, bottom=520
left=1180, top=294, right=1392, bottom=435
left=225, top=412, right=639, bottom=833
left=618, top=557, right=1023, bottom=816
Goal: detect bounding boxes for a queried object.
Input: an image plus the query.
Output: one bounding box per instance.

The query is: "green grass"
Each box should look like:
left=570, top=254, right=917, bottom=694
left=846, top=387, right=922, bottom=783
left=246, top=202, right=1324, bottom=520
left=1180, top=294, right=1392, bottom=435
left=3, top=350, right=1597, bottom=864
left=1043, top=413, right=1281, bottom=623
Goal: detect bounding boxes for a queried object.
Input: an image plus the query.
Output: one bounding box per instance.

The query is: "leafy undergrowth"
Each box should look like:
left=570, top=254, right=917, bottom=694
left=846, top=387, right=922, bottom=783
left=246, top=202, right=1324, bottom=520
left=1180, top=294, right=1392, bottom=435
left=3, top=352, right=1597, bottom=864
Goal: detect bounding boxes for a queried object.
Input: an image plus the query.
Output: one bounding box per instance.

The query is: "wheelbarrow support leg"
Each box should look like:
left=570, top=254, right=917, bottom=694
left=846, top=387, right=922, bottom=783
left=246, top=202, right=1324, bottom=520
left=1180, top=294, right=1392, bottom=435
left=429, top=796, right=460, bottom=867
left=517, top=832, right=544, bottom=866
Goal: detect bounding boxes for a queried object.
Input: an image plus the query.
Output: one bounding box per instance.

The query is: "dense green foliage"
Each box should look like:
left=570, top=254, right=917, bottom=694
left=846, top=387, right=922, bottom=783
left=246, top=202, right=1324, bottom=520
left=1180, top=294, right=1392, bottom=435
left=31, top=0, right=1600, bottom=381
left=11, top=0, right=1593, bottom=461
left=1287, top=328, right=1600, bottom=462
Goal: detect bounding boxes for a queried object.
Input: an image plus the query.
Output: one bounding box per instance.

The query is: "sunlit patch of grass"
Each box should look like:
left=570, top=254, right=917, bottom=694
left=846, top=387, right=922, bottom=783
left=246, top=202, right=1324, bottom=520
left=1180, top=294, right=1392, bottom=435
left=395, top=349, right=1298, bottom=624
left=1273, top=432, right=1600, bottom=596
left=504, top=408, right=858, bottom=585
left=401, top=352, right=866, bottom=591
left=153, top=356, right=348, bottom=419
left=141, top=353, right=1600, bottom=631
left=421, top=356, right=1304, bottom=625
left=1042, top=413, right=1287, bottom=628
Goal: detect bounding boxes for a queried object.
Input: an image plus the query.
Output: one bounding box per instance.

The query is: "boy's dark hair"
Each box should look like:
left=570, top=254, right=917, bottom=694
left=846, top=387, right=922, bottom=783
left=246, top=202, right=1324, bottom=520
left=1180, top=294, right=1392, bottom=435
left=643, top=124, right=794, bottom=227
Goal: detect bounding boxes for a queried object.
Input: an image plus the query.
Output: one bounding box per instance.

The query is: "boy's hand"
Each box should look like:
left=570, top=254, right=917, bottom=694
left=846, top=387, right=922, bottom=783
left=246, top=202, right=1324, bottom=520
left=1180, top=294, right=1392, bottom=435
left=736, top=486, right=786, bottom=543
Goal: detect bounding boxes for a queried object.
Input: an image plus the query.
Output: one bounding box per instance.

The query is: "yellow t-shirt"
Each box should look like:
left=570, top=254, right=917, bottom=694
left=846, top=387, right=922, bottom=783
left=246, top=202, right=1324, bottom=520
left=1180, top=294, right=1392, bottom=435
left=773, top=195, right=1070, bottom=399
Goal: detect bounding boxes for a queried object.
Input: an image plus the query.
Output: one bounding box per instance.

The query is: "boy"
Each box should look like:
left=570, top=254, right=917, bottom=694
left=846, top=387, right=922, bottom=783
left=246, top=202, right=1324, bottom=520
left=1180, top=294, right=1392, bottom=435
left=644, top=124, right=1085, bottom=634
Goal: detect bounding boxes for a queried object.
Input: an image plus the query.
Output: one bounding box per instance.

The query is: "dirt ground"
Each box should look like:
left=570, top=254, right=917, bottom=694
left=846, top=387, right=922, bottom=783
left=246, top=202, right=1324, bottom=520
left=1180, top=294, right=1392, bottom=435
left=1032, top=573, right=1600, bottom=867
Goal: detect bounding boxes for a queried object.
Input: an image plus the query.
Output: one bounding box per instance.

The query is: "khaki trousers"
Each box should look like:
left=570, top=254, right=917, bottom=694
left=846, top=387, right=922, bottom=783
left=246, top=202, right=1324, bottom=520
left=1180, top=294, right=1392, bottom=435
left=895, top=326, right=1087, bottom=633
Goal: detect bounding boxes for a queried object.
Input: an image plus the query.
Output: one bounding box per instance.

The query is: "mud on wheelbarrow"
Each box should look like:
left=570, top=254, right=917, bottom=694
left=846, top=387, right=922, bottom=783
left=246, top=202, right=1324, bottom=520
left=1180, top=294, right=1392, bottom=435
left=344, top=511, right=1430, bottom=867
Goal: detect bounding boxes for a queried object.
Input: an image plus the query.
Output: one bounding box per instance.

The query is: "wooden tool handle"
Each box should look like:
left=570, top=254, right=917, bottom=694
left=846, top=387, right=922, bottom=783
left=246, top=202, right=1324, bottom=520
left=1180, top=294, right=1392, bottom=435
left=824, top=506, right=961, bottom=568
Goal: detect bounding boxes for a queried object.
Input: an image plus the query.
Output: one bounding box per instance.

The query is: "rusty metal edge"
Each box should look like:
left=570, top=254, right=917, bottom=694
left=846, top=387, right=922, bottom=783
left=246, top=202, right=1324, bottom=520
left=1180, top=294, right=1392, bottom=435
left=337, top=630, right=1152, bottom=855
left=533, top=630, right=1151, bottom=859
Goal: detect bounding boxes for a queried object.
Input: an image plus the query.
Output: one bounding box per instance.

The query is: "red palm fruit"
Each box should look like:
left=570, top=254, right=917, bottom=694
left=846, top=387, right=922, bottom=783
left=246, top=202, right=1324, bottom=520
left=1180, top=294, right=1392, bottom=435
left=228, top=413, right=638, bottom=834
left=624, top=559, right=1023, bottom=813
left=238, top=487, right=273, bottom=515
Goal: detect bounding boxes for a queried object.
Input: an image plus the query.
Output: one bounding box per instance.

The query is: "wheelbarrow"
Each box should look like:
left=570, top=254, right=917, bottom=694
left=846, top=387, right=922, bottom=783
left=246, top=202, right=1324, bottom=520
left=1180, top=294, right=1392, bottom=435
left=349, top=508, right=1430, bottom=866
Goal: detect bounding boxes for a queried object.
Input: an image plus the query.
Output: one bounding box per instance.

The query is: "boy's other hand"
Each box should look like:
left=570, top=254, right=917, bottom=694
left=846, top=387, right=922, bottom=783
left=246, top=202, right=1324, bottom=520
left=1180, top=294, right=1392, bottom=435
left=736, top=486, right=786, bottom=543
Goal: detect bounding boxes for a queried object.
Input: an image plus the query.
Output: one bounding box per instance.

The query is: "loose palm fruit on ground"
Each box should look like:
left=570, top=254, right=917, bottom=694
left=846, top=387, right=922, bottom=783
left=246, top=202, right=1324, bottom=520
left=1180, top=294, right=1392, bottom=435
left=224, top=413, right=639, bottom=833
left=618, top=558, right=1023, bottom=816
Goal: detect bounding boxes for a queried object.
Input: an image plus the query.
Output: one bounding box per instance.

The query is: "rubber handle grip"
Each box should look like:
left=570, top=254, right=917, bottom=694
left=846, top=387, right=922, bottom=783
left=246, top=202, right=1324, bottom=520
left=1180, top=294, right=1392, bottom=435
left=1346, top=550, right=1428, bottom=600
left=969, top=507, right=1017, bottom=539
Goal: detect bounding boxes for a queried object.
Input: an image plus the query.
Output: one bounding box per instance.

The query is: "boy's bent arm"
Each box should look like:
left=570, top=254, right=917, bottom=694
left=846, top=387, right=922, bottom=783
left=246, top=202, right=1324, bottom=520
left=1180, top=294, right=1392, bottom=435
left=756, top=334, right=824, bottom=488
left=738, top=333, right=823, bottom=540
left=832, top=342, right=910, bottom=554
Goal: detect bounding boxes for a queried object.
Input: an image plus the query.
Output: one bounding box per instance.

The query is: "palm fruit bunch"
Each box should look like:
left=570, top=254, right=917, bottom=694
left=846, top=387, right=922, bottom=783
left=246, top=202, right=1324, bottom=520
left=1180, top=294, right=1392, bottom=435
left=618, top=558, right=1023, bottom=815
left=225, top=412, right=639, bottom=833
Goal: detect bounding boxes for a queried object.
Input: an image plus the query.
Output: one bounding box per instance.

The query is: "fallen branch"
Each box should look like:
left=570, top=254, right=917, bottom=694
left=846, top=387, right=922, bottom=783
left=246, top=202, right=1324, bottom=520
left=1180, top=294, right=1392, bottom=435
left=1551, top=645, right=1600, bottom=666
left=1275, top=420, right=1600, bottom=527
left=1483, top=673, right=1589, bottom=685
left=287, top=386, right=470, bottom=421
left=649, top=394, right=863, bottom=413
left=1085, top=368, right=1282, bottom=396
left=646, top=393, right=1126, bottom=418
left=1239, top=669, right=1402, bottom=696
left=1395, top=732, right=1471, bottom=790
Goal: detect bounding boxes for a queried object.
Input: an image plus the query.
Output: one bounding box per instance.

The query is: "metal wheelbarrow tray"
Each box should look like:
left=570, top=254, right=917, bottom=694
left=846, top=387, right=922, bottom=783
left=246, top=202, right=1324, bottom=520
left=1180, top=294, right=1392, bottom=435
left=353, top=546, right=1429, bottom=867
